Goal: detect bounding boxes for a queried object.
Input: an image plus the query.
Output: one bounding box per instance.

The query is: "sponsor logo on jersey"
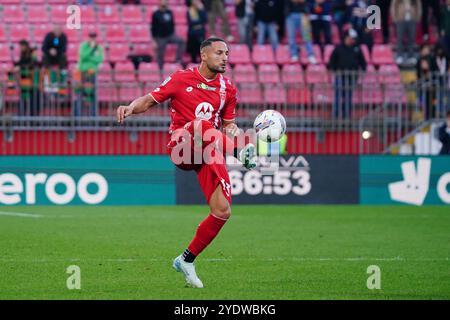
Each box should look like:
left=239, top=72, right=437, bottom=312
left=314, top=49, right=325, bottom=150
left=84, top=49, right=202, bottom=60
left=195, top=102, right=214, bottom=120
left=197, top=83, right=217, bottom=91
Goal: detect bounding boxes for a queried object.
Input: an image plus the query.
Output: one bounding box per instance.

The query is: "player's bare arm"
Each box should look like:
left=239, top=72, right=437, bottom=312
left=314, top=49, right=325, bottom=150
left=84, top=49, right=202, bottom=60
left=116, top=95, right=158, bottom=123
left=222, top=119, right=241, bottom=137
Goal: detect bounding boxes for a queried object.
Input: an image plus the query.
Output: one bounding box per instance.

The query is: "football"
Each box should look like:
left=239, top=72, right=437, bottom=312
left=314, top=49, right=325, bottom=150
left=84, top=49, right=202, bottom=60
left=253, top=109, right=286, bottom=142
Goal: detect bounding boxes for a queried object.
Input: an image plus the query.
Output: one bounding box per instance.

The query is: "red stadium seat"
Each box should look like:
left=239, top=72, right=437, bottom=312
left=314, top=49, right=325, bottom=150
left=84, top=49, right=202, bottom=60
left=312, top=84, right=333, bottom=104
left=378, top=64, right=401, bottom=84
left=97, top=63, right=113, bottom=82
left=1, top=0, right=21, bottom=4
left=263, top=84, right=286, bottom=105
left=237, top=83, right=263, bottom=104
left=139, top=62, right=161, bottom=83
left=323, top=45, right=334, bottom=64
left=361, top=44, right=371, bottom=64
left=31, top=24, right=52, bottom=43
left=0, top=44, right=12, bottom=62
left=300, top=45, right=322, bottom=65
left=175, top=24, right=188, bottom=41
left=163, top=44, right=178, bottom=63
left=130, top=43, right=153, bottom=57
left=104, top=25, right=127, bottom=43
left=233, top=64, right=257, bottom=83
left=26, top=0, right=47, bottom=3
left=275, top=45, right=293, bottom=65
left=47, top=0, right=70, bottom=3
left=49, top=6, right=69, bottom=24
left=9, top=25, right=31, bottom=42
left=384, top=83, right=407, bottom=104
left=371, top=44, right=394, bottom=65
left=286, top=84, right=311, bottom=104
left=121, top=5, right=145, bottom=24
left=79, top=5, right=97, bottom=24
left=229, top=44, right=251, bottom=64
left=0, top=28, right=6, bottom=43
left=353, top=83, right=383, bottom=105
left=281, top=64, right=304, bottom=83
left=114, top=62, right=136, bottom=82
left=359, top=64, right=377, bottom=84
left=172, top=5, right=188, bottom=24
left=67, top=43, right=79, bottom=63
left=98, top=5, right=120, bottom=24
left=258, top=64, right=280, bottom=84
left=252, top=45, right=275, bottom=64
left=128, top=25, right=151, bottom=43
left=3, top=6, right=25, bottom=23
left=27, top=5, right=49, bottom=24
left=98, top=85, right=118, bottom=103
left=305, top=64, right=328, bottom=84
left=118, top=83, right=142, bottom=104
left=106, top=43, right=130, bottom=63
left=162, top=63, right=182, bottom=79
left=80, top=25, right=101, bottom=42
left=64, top=28, right=81, bottom=45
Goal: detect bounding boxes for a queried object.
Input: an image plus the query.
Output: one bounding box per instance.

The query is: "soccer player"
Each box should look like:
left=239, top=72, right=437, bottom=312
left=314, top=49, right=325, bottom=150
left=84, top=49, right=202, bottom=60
left=116, top=38, right=257, bottom=288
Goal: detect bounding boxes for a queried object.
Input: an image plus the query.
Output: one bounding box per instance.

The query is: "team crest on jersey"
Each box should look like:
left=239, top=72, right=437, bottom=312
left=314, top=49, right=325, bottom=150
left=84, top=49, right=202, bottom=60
left=195, top=102, right=214, bottom=120
left=197, top=83, right=217, bottom=91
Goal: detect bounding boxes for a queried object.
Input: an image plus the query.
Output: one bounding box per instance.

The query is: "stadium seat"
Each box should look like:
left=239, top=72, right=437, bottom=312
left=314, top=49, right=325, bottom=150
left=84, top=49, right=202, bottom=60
left=98, top=85, right=118, bottom=103
left=2, top=6, right=25, bottom=23
left=286, top=84, right=311, bottom=105
left=359, top=64, right=377, bottom=84
left=49, top=6, right=70, bottom=24
left=121, top=5, right=144, bottom=24
left=97, top=5, right=120, bottom=24
left=371, top=44, right=394, bottom=65
left=384, top=83, right=407, bottom=104
left=129, top=43, right=153, bottom=57
left=79, top=5, right=97, bottom=24
left=378, top=64, right=401, bottom=84
left=97, top=63, right=113, bottom=82
left=118, top=83, right=142, bottom=104
left=106, top=43, right=130, bottom=63
left=172, top=5, right=187, bottom=25
left=229, top=44, right=251, bottom=64
left=233, top=64, right=257, bottom=83
left=236, top=83, right=263, bottom=104
left=323, top=45, right=335, bottom=64
left=67, top=43, right=79, bottom=63
left=275, top=45, right=293, bottom=65
left=252, top=45, right=275, bottom=64
left=281, top=64, right=304, bottom=83
left=9, top=25, right=31, bottom=42
left=162, top=63, right=182, bottom=79
left=80, top=25, right=101, bottom=42
left=258, top=64, right=280, bottom=84
left=163, top=44, right=178, bottom=63
left=263, top=84, right=287, bottom=105
left=31, top=24, right=52, bottom=43
left=25, top=0, right=47, bottom=3
left=47, top=0, right=69, bottom=3
left=104, top=25, right=127, bottom=43
left=1, top=0, right=21, bottom=4
left=305, top=64, right=328, bottom=84
left=175, top=24, right=188, bottom=41
left=0, top=44, right=12, bottom=62
left=139, top=62, right=161, bottom=83
left=128, top=25, right=151, bottom=43
left=361, top=44, right=371, bottom=64
left=27, top=5, right=49, bottom=24
left=353, top=83, right=383, bottom=105
left=300, top=45, right=323, bottom=65
left=312, top=84, right=333, bottom=104
left=0, top=28, right=6, bottom=43
left=114, top=62, right=136, bottom=82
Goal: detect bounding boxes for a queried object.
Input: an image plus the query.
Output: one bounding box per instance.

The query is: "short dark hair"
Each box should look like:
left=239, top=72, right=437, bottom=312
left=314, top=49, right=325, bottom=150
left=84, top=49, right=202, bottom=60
left=199, top=37, right=226, bottom=51
left=446, top=110, right=450, bottom=118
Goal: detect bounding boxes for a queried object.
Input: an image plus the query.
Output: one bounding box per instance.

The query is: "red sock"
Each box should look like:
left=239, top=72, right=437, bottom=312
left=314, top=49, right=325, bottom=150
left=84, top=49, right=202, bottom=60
left=187, top=213, right=228, bottom=256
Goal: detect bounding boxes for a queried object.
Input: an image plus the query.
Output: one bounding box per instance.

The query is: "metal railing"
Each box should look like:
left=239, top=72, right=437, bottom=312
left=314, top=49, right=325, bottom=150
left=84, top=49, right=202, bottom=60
left=0, top=68, right=449, bottom=155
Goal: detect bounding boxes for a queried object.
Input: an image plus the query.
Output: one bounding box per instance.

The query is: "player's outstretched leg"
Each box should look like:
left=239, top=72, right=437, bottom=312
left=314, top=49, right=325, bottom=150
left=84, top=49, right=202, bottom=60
left=173, top=185, right=230, bottom=288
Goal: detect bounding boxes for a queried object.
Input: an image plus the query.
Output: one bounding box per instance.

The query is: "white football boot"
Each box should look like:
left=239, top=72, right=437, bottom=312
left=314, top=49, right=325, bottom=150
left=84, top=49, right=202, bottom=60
left=173, top=255, right=204, bottom=288
left=239, top=143, right=257, bottom=170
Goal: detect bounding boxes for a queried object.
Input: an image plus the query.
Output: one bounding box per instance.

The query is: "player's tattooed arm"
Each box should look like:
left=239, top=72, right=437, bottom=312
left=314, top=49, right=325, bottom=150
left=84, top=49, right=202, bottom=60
left=223, top=119, right=242, bottom=137
left=116, top=95, right=158, bottom=123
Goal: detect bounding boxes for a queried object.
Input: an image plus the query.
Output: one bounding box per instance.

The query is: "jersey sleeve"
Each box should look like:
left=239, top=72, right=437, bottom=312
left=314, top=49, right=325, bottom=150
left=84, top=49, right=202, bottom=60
left=148, top=71, right=180, bottom=104
left=221, top=81, right=237, bottom=122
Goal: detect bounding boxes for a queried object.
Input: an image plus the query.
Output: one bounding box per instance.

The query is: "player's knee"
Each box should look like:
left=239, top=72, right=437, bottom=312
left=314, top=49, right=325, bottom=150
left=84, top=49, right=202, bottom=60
left=211, top=203, right=231, bottom=220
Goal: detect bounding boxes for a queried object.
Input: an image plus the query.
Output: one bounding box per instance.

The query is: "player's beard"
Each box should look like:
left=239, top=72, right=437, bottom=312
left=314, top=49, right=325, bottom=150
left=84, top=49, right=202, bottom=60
left=207, top=62, right=226, bottom=74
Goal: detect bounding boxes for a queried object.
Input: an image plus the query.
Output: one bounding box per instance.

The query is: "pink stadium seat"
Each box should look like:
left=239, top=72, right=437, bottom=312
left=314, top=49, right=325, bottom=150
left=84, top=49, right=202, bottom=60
left=98, top=5, right=120, bottom=24
left=286, top=85, right=311, bottom=104
left=49, top=6, right=69, bottom=24
left=359, top=64, right=377, bottom=84
left=0, top=28, right=6, bottom=43
left=98, top=85, right=118, bottom=103
left=300, top=45, right=322, bottom=65
left=258, top=64, right=280, bottom=84
left=233, top=64, right=257, bottom=83
left=32, top=24, right=52, bottom=43
left=80, top=25, right=101, bottom=42
left=252, top=45, right=275, bottom=64
left=281, top=64, right=304, bottom=83
left=237, top=84, right=263, bottom=104
left=104, top=25, right=127, bottom=43
left=128, top=25, right=151, bottom=43
left=139, top=62, right=161, bottom=83
left=163, top=44, right=178, bottom=63
left=47, top=0, right=69, bottom=3
left=3, top=6, right=25, bottom=23
left=312, top=84, right=333, bottom=104
left=114, top=62, right=136, bottom=82
left=0, top=44, right=12, bottom=62
left=97, top=63, right=113, bottom=82
left=27, top=5, right=49, bottom=23
left=323, top=45, right=334, bottom=64
left=172, top=5, right=187, bottom=25
left=26, top=0, right=47, bottom=3
left=378, top=64, right=401, bottom=84
left=1, top=0, right=21, bottom=4
left=275, top=45, right=292, bottom=64
left=130, top=43, right=153, bottom=57
left=175, top=24, right=188, bottom=41
left=353, top=83, right=383, bottom=105
left=67, top=43, right=79, bottom=63
left=371, top=44, right=394, bottom=65
left=162, top=63, right=182, bottom=79
left=118, top=84, right=142, bottom=103
left=305, top=64, right=328, bottom=84
left=229, top=44, right=251, bottom=64
left=121, top=5, right=144, bottom=24
left=384, top=83, right=407, bottom=104
left=361, top=44, right=371, bottom=64
left=9, top=25, right=31, bottom=42
left=106, top=43, right=130, bottom=63
left=263, top=84, right=286, bottom=105
left=79, top=5, right=97, bottom=24
left=65, top=28, right=81, bottom=44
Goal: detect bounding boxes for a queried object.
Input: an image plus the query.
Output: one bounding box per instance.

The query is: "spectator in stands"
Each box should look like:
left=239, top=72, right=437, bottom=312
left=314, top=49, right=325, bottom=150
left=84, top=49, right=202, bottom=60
left=420, top=0, right=441, bottom=42
left=309, top=0, right=332, bottom=48
left=328, top=28, right=367, bottom=118
left=14, top=40, right=41, bottom=116
left=187, top=0, right=208, bottom=63
left=42, top=25, right=68, bottom=70
left=348, top=0, right=374, bottom=53
left=203, top=0, right=234, bottom=41
left=235, top=0, right=255, bottom=48
left=75, top=32, right=104, bottom=117
left=151, top=0, right=186, bottom=69
left=431, top=43, right=449, bottom=117
left=442, top=0, right=450, bottom=55
left=332, top=0, right=352, bottom=42
left=376, top=0, right=392, bottom=43
left=438, top=111, right=450, bottom=155
left=391, top=0, right=422, bottom=66
left=416, top=45, right=436, bottom=119
left=255, top=0, right=280, bottom=52
left=284, top=0, right=316, bottom=63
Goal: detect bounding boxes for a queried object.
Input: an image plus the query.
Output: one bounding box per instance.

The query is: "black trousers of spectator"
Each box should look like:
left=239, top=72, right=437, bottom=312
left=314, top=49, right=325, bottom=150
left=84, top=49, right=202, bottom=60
left=333, top=74, right=357, bottom=119
left=311, top=20, right=332, bottom=46
left=421, top=0, right=441, bottom=37
left=187, top=32, right=205, bottom=63
left=377, top=0, right=391, bottom=43
left=43, top=54, right=67, bottom=69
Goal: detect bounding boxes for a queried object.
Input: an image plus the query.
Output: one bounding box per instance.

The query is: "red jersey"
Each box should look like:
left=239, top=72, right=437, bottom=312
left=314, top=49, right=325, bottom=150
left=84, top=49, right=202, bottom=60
left=149, top=67, right=237, bottom=134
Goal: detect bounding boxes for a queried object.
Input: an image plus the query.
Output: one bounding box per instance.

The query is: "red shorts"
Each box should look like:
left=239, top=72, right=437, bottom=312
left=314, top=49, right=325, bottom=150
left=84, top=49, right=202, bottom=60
left=166, top=120, right=232, bottom=205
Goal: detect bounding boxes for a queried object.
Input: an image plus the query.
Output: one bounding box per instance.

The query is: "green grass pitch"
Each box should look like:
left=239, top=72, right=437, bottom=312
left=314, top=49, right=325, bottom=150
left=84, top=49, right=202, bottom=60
left=0, top=205, right=448, bottom=300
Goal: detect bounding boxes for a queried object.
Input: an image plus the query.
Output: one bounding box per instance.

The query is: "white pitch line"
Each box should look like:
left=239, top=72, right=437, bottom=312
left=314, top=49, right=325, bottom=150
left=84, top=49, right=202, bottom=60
left=0, top=211, right=42, bottom=218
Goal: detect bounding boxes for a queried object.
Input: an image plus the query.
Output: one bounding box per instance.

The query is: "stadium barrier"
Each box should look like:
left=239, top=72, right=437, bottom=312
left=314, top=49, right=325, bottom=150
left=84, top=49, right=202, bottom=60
left=0, top=155, right=448, bottom=206
left=0, top=69, right=449, bottom=155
